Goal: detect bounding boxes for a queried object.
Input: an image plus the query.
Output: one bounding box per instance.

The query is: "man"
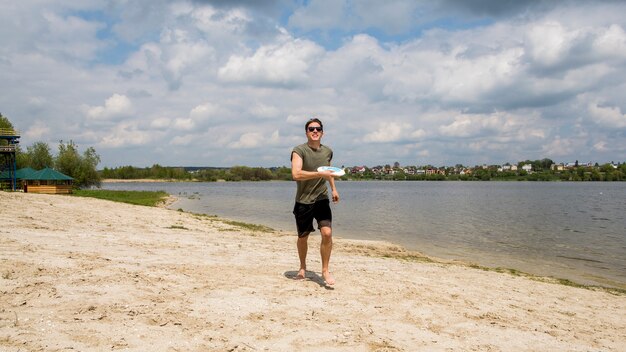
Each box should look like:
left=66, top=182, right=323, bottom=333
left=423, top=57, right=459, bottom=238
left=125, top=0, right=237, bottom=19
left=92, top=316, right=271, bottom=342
left=291, top=118, right=340, bottom=286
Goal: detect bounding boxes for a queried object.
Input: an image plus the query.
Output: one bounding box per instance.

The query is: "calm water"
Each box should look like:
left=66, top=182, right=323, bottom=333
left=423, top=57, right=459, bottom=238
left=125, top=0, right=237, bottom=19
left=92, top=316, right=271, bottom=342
left=101, top=181, right=626, bottom=288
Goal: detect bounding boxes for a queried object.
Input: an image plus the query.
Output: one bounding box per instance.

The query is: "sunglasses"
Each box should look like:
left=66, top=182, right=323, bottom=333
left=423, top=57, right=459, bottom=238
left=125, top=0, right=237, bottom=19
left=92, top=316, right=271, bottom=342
left=307, top=126, right=323, bottom=132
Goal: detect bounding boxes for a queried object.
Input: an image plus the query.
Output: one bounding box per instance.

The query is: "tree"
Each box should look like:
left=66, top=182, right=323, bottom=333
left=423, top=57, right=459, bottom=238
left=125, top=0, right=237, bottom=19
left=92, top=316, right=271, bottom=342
left=0, top=113, right=14, bottom=130
left=538, top=158, right=554, bottom=171
left=56, top=140, right=81, bottom=177
left=0, top=113, right=15, bottom=147
left=26, top=142, right=54, bottom=169
left=55, top=140, right=101, bottom=188
left=79, top=146, right=101, bottom=187
left=0, top=113, right=27, bottom=168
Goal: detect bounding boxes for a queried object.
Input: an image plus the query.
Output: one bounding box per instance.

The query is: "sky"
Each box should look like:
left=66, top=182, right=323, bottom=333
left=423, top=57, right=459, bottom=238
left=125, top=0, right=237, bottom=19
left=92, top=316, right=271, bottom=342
left=1, top=0, right=626, bottom=168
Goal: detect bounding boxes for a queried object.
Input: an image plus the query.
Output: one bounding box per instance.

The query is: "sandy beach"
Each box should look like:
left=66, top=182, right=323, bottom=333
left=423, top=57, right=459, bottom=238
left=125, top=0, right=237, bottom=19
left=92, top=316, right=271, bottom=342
left=1, top=192, right=625, bottom=351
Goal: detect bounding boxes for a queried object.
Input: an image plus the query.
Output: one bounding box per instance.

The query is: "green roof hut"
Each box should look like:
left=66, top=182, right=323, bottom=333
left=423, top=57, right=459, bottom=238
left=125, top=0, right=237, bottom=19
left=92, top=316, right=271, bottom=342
left=24, top=167, right=74, bottom=194
left=15, top=167, right=37, bottom=179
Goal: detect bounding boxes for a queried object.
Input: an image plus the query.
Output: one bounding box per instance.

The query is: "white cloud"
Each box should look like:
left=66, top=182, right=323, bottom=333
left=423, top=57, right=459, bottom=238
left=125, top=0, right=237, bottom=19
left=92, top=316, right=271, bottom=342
left=98, top=121, right=154, bottom=148
left=87, top=94, right=133, bottom=121
left=24, top=120, right=50, bottom=140
left=150, top=117, right=171, bottom=129
left=411, top=129, right=426, bottom=139
left=2, top=1, right=626, bottom=168
left=36, top=11, right=106, bottom=61
left=288, top=0, right=420, bottom=35
left=288, top=0, right=345, bottom=31
left=190, top=102, right=221, bottom=121
left=171, top=134, right=194, bottom=146
left=218, top=37, right=324, bottom=86
left=438, top=111, right=546, bottom=143
left=593, top=141, right=608, bottom=152
left=525, top=21, right=574, bottom=67
left=588, top=102, right=626, bottom=128
left=192, top=6, right=251, bottom=35
left=592, top=24, right=626, bottom=59
left=542, top=136, right=577, bottom=157
left=231, top=130, right=280, bottom=149
left=363, top=122, right=412, bottom=143
left=160, top=31, right=216, bottom=90
left=173, top=118, right=195, bottom=131
left=439, top=113, right=502, bottom=138
left=249, top=104, right=280, bottom=119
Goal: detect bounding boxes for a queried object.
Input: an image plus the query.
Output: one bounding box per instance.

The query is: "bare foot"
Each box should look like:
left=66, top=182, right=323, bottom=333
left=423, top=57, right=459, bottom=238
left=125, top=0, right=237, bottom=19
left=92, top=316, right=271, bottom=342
left=322, top=271, right=335, bottom=286
left=295, top=268, right=306, bottom=280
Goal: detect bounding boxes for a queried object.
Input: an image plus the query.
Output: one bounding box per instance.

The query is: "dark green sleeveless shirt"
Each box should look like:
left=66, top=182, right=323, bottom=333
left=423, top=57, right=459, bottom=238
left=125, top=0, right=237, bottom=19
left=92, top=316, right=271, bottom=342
left=292, top=143, right=333, bottom=204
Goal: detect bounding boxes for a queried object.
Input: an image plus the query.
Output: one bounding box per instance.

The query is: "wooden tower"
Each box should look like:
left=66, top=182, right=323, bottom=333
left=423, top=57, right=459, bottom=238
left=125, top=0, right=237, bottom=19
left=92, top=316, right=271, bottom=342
left=0, top=128, right=20, bottom=191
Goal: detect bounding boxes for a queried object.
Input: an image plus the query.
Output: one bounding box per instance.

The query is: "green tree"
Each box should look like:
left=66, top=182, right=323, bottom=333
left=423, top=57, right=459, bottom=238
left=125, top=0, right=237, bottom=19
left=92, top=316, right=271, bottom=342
left=538, top=158, right=554, bottom=171
left=26, top=142, right=54, bottom=169
left=0, top=113, right=15, bottom=148
left=1, top=113, right=27, bottom=169
left=55, top=140, right=101, bottom=188
left=0, top=113, right=14, bottom=130
left=56, top=140, right=81, bottom=177
left=79, top=146, right=101, bottom=187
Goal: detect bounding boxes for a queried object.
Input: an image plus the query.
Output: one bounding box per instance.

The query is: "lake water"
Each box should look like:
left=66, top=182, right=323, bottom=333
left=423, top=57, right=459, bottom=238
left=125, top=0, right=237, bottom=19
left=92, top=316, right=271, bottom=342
left=101, top=181, right=626, bottom=289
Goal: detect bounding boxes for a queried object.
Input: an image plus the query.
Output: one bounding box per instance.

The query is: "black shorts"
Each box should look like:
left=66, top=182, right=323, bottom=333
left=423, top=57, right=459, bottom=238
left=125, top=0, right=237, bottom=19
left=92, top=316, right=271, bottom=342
left=293, top=199, right=332, bottom=237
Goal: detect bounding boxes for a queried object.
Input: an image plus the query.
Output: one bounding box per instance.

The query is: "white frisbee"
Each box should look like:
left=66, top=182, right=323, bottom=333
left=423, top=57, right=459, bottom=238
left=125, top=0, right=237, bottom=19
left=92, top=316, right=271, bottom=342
left=317, top=166, right=345, bottom=177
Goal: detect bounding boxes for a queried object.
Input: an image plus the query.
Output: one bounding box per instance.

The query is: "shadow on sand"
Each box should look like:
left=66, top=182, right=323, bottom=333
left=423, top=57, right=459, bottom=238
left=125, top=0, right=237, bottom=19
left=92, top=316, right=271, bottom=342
left=284, top=270, right=334, bottom=290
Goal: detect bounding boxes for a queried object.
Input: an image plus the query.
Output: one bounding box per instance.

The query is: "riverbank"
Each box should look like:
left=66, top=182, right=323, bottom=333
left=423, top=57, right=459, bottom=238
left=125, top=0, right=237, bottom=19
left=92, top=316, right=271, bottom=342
left=101, top=178, right=195, bottom=183
left=1, top=191, right=625, bottom=351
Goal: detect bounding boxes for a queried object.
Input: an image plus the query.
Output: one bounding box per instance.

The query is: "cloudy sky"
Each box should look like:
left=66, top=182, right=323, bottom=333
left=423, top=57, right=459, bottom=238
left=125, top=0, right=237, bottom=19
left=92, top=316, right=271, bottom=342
left=2, top=0, right=626, bottom=168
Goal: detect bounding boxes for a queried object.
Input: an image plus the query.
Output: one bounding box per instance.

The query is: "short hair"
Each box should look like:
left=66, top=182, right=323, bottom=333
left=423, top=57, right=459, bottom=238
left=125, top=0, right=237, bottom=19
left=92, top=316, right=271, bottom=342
left=305, top=118, right=323, bottom=130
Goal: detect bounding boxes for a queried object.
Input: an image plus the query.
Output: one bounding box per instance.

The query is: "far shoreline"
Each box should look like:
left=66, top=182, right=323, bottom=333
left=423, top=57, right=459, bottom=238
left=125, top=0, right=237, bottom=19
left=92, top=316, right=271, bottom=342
left=100, top=178, right=625, bottom=183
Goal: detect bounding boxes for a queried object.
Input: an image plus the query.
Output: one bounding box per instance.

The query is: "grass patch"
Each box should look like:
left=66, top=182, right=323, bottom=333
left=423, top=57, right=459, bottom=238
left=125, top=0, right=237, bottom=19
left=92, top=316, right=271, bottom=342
left=167, top=225, right=188, bottom=230
left=465, top=263, right=626, bottom=295
left=222, top=220, right=274, bottom=233
left=72, top=189, right=169, bottom=207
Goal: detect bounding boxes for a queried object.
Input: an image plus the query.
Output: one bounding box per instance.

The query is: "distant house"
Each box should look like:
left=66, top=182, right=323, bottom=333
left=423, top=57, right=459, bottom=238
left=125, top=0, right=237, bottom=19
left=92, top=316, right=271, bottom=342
left=403, top=167, right=417, bottom=175
left=23, top=167, right=74, bottom=194
left=566, top=161, right=593, bottom=168
left=522, top=164, right=532, bottom=173
left=350, top=166, right=366, bottom=174
left=425, top=168, right=445, bottom=175
left=370, top=166, right=383, bottom=175
left=551, top=163, right=565, bottom=171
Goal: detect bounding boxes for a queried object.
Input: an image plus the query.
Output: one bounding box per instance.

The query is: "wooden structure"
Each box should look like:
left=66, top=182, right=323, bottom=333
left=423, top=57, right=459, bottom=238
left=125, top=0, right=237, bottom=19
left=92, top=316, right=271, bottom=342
left=0, top=128, right=20, bottom=191
left=0, top=167, right=36, bottom=191
left=24, top=168, right=74, bottom=194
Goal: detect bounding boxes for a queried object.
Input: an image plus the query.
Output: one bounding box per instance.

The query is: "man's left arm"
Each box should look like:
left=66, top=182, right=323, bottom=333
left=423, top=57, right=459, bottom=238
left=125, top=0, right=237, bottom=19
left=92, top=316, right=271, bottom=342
left=329, top=174, right=339, bottom=203
left=327, top=149, right=339, bottom=203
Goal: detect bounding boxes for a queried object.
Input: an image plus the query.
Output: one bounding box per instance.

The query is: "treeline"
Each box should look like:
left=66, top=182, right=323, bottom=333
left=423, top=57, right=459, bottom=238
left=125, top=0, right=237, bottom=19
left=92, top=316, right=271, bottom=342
left=348, top=163, right=626, bottom=181
left=1, top=114, right=101, bottom=188
left=491, top=164, right=626, bottom=182
left=100, top=165, right=293, bottom=182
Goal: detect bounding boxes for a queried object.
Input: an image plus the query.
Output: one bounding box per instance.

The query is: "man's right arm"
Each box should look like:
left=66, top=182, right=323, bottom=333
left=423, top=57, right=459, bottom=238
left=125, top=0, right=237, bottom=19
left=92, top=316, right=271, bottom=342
left=291, top=152, right=333, bottom=181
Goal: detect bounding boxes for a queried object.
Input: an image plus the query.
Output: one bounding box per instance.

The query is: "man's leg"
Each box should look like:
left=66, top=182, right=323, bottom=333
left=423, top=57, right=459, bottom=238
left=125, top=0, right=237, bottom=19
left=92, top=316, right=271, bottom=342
left=320, top=226, right=335, bottom=285
left=296, top=234, right=309, bottom=279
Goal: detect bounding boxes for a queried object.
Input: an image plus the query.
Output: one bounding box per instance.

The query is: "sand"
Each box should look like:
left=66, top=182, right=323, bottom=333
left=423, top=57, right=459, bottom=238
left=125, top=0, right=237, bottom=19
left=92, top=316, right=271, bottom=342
left=1, top=191, right=625, bottom=351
